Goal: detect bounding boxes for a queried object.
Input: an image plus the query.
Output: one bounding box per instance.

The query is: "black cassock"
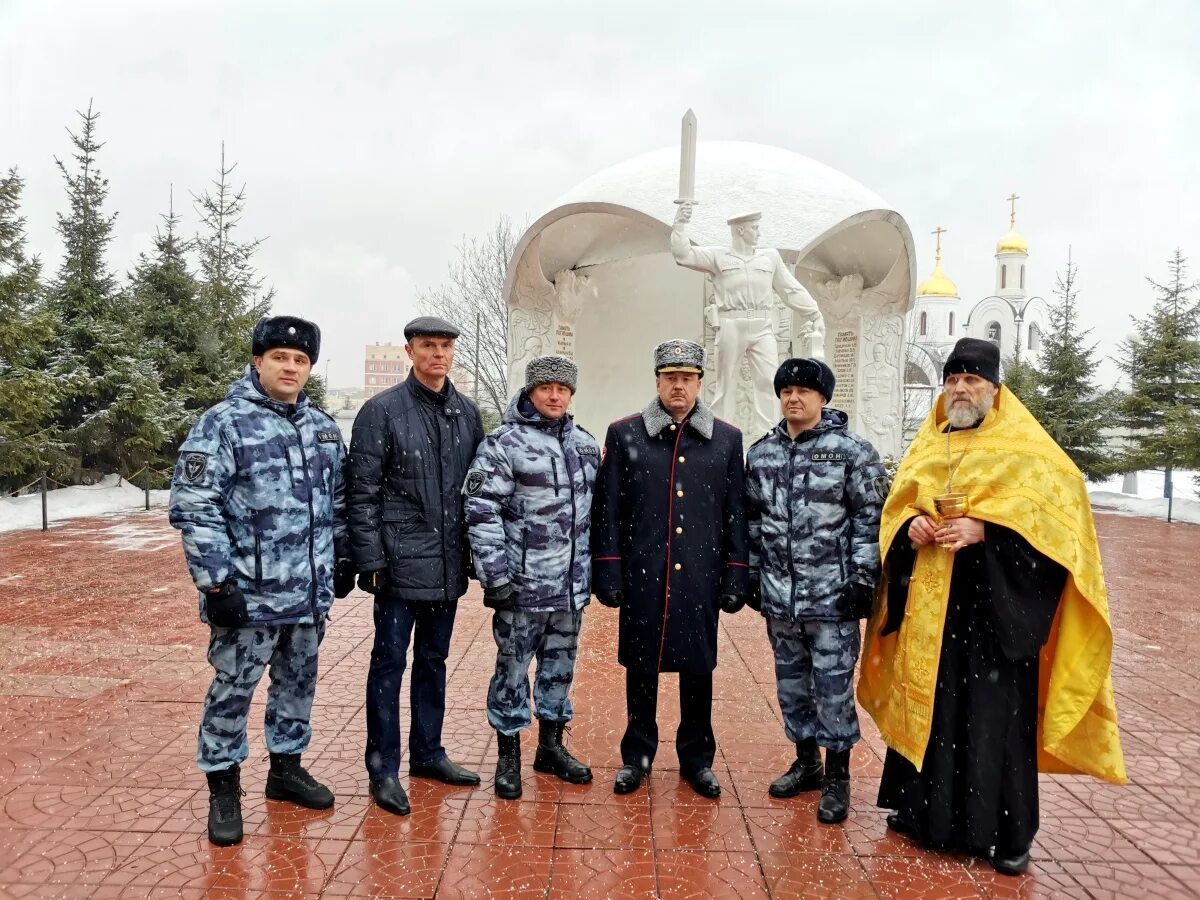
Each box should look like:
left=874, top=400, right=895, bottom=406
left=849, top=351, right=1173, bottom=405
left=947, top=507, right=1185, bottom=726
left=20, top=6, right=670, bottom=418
left=877, top=522, right=1066, bottom=855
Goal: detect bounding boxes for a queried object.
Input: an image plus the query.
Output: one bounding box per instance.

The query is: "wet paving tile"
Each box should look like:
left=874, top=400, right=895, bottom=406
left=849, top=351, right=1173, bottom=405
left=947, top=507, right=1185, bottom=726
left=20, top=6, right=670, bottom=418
left=436, top=843, right=553, bottom=897
left=0, top=509, right=1195, bottom=897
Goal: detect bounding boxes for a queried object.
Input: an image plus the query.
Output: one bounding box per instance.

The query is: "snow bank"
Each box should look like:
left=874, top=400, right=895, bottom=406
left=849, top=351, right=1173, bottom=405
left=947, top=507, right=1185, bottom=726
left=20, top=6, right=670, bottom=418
left=1088, top=470, right=1200, bottom=525
left=0, top=474, right=170, bottom=534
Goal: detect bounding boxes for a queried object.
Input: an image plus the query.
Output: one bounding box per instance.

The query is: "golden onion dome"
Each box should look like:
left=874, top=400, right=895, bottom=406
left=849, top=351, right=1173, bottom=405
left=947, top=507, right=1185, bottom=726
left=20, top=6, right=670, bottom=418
left=916, top=260, right=959, bottom=298
left=995, top=228, right=1028, bottom=255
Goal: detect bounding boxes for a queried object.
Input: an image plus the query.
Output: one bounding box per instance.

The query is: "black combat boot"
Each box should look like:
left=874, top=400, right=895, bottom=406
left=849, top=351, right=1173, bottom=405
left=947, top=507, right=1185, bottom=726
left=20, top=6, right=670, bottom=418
left=817, top=747, right=851, bottom=824
left=265, top=753, right=334, bottom=809
left=495, top=731, right=522, bottom=800
left=206, top=765, right=244, bottom=846
left=769, top=737, right=824, bottom=798
left=532, top=720, right=592, bottom=784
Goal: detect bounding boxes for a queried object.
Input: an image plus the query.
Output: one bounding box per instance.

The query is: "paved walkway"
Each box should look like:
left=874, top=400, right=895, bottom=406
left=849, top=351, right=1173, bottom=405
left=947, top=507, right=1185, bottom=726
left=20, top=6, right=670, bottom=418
left=0, top=511, right=1196, bottom=898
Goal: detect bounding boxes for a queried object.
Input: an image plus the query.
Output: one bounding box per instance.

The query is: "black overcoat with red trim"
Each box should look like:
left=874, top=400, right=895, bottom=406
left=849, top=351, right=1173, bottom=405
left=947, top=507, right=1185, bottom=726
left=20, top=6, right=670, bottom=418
left=591, top=398, right=749, bottom=673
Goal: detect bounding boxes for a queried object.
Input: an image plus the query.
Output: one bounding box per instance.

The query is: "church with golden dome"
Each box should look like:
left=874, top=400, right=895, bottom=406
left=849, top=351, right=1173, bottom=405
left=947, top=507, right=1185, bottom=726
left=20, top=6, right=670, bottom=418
left=904, top=195, right=1051, bottom=430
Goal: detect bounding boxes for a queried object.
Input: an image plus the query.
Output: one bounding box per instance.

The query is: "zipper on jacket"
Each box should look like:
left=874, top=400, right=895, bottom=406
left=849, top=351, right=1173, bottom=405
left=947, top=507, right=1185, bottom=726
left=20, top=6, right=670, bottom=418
left=254, top=532, right=263, bottom=588
left=561, top=437, right=577, bottom=606
left=287, top=416, right=320, bottom=621
left=551, top=457, right=561, bottom=495
left=787, top=444, right=797, bottom=614
left=521, top=526, right=529, bottom=573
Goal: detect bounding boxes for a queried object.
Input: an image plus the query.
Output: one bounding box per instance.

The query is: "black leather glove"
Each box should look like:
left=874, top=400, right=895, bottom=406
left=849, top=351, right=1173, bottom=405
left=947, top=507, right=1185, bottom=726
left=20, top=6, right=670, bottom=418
left=334, top=559, right=357, bottom=599
left=841, top=580, right=875, bottom=620
left=596, top=590, right=623, bottom=609
left=718, top=593, right=746, bottom=614
left=357, top=569, right=389, bottom=596
left=483, top=582, right=516, bottom=611
left=205, top=580, right=248, bottom=628
left=747, top=574, right=762, bottom=613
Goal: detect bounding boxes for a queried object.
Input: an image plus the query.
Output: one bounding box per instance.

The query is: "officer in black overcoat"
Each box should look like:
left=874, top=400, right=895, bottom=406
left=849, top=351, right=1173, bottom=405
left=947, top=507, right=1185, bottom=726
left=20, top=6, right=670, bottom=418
left=591, top=339, right=749, bottom=798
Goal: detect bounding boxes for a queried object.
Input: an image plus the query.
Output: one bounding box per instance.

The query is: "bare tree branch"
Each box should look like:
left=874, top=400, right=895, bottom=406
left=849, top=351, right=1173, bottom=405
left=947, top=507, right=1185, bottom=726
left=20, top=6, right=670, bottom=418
left=418, top=217, right=515, bottom=414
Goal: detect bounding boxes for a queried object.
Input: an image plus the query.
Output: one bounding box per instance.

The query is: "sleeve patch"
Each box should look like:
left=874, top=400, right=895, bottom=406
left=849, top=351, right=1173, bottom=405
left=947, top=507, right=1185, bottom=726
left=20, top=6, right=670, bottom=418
left=871, top=475, right=891, bottom=502
left=316, top=430, right=340, bottom=442
left=183, top=452, right=209, bottom=483
left=464, top=469, right=487, bottom=496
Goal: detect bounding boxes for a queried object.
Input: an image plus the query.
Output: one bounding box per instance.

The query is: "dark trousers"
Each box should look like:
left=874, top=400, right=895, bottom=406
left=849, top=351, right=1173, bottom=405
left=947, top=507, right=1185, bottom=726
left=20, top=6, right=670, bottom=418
left=620, top=667, right=715, bottom=776
left=364, top=595, right=458, bottom=781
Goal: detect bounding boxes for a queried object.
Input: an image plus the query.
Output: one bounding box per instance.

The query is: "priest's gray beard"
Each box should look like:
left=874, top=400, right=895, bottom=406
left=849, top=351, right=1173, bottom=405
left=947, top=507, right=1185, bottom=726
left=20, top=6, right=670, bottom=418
left=945, top=393, right=992, bottom=429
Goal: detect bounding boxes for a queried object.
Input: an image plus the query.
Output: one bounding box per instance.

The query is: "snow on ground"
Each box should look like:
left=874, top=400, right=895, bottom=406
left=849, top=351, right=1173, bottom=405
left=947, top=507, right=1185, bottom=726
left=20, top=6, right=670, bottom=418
left=2, top=470, right=1197, bottom=534
left=1088, top=470, right=1200, bottom=525
left=0, top=474, right=169, bottom=534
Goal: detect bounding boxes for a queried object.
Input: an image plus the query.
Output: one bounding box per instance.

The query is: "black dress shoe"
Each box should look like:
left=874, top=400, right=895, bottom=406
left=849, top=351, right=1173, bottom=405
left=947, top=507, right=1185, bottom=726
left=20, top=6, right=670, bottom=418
left=991, top=848, right=1031, bottom=876
left=684, top=767, right=721, bottom=798
left=410, top=756, right=482, bottom=786
left=613, top=763, right=648, bottom=794
left=886, top=811, right=912, bottom=835
left=370, top=776, right=411, bottom=816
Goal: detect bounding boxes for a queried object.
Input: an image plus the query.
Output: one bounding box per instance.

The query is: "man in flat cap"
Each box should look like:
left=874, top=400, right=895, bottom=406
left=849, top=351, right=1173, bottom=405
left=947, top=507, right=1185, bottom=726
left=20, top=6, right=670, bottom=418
left=464, top=355, right=599, bottom=800
left=671, top=201, right=826, bottom=439
left=347, top=315, right=485, bottom=816
left=745, top=357, right=885, bottom=823
left=859, top=337, right=1126, bottom=876
left=170, top=315, right=354, bottom=845
left=591, top=339, right=749, bottom=798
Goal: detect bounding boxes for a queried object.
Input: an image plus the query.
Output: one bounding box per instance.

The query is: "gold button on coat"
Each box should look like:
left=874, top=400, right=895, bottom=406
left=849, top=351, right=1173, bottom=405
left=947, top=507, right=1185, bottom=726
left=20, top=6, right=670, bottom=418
left=674, top=563, right=682, bottom=571
left=678, top=456, right=686, bottom=463
left=676, top=490, right=684, bottom=497
left=676, top=527, right=683, bottom=534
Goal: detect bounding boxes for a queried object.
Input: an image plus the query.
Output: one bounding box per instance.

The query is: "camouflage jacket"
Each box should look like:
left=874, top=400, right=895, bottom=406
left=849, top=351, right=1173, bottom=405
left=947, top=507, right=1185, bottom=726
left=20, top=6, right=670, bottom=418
left=465, top=393, right=600, bottom=612
left=169, top=368, right=349, bottom=625
left=745, top=409, right=885, bottom=622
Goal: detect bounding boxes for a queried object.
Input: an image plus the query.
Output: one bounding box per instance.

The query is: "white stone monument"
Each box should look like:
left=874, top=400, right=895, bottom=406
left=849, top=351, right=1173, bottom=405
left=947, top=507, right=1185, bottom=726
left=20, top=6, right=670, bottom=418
left=503, top=136, right=916, bottom=458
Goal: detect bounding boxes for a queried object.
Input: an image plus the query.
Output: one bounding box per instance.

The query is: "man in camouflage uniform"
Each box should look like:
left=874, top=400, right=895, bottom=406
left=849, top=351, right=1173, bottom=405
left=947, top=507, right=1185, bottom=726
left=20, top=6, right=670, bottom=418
left=465, top=356, right=599, bottom=799
left=745, top=357, right=885, bottom=823
left=170, top=315, right=354, bottom=846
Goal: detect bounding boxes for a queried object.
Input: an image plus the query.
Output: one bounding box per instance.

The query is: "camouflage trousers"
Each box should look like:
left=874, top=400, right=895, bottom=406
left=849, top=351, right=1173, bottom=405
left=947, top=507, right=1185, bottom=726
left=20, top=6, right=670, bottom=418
left=197, top=621, right=325, bottom=773
left=765, top=618, right=861, bottom=752
left=487, top=608, right=582, bottom=736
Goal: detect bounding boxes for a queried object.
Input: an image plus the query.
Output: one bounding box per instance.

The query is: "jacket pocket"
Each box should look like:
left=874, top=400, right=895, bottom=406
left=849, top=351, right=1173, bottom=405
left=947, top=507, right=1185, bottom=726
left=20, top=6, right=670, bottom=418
left=551, top=458, right=561, bottom=495
left=254, top=532, right=263, bottom=588
left=521, top=527, right=529, bottom=573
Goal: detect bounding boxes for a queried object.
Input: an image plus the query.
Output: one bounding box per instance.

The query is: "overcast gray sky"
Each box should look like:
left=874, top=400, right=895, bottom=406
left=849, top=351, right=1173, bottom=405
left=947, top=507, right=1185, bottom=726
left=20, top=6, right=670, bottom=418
left=3, top=0, right=1197, bottom=389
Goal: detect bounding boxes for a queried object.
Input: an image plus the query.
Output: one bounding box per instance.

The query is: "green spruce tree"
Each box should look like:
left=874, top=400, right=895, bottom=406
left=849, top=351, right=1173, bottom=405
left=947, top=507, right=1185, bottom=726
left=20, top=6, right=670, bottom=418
left=45, top=102, right=176, bottom=477
left=1002, top=347, right=1043, bottom=423
left=129, top=188, right=224, bottom=459
left=192, top=143, right=274, bottom=376
left=1037, top=252, right=1111, bottom=479
left=0, top=168, right=63, bottom=489
left=1116, top=249, right=1200, bottom=496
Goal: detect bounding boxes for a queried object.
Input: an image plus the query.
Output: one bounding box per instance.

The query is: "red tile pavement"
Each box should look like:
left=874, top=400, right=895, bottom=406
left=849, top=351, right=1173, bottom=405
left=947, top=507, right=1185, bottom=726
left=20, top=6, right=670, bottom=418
left=0, top=509, right=1197, bottom=898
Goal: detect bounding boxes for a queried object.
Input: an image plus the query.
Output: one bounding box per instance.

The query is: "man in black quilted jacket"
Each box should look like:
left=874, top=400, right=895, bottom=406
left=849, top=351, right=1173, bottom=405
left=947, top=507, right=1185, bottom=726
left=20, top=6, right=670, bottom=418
left=347, top=316, right=485, bottom=816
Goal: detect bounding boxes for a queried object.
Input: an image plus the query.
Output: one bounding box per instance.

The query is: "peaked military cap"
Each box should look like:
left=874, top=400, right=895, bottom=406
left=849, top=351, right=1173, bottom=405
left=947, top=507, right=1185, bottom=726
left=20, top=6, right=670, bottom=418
left=654, top=339, right=705, bottom=376
left=726, top=211, right=763, bottom=226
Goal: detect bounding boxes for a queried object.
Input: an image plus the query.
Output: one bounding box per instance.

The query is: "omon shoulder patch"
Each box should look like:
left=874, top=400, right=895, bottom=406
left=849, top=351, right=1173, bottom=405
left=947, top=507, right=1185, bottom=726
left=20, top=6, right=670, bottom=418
left=183, top=452, right=209, bottom=483
left=464, top=469, right=486, bottom=496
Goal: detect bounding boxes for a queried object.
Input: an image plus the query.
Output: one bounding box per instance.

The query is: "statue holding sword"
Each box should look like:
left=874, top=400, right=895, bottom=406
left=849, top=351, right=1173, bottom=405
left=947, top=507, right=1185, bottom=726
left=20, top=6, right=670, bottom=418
left=668, top=110, right=826, bottom=440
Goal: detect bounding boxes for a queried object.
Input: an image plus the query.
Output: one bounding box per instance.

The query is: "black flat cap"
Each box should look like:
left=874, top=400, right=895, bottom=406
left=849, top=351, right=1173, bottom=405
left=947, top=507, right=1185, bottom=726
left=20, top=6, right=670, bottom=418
left=403, top=316, right=460, bottom=341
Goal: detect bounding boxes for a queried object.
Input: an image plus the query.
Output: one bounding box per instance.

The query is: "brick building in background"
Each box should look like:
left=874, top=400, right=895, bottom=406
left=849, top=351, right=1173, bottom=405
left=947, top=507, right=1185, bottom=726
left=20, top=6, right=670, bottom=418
left=364, top=343, right=410, bottom=398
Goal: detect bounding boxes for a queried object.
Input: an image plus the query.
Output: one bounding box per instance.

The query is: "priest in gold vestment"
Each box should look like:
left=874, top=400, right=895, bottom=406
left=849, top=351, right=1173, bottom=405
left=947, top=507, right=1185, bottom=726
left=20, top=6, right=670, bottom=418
left=858, top=338, right=1125, bottom=877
